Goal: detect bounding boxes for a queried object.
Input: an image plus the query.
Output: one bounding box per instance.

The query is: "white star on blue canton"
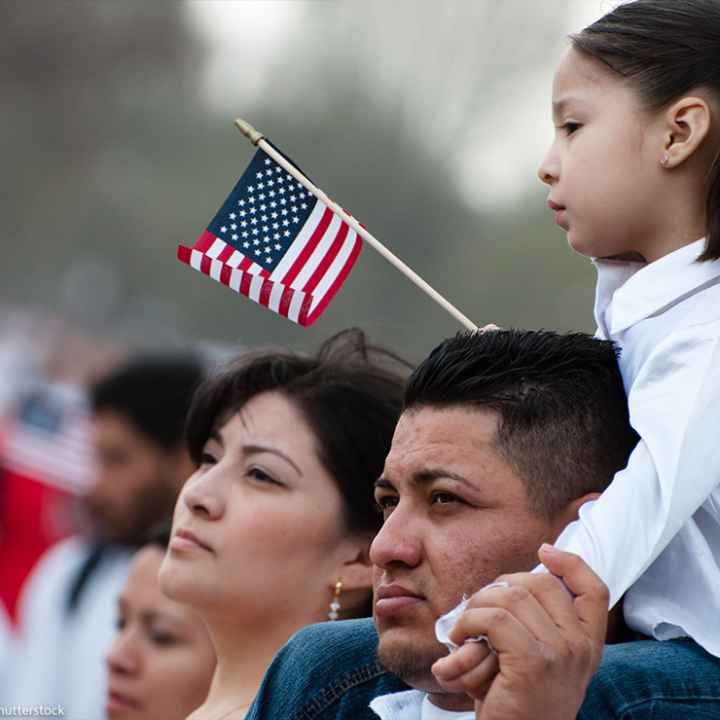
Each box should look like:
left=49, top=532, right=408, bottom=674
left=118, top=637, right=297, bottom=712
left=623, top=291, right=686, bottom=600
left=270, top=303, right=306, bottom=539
left=266, top=169, right=272, bottom=176
left=283, top=230, right=290, bottom=237
left=248, top=186, right=254, bottom=193
left=264, top=158, right=271, bottom=165
left=256, top=172, right=263, bottom=179
left=232, top=233, right=238, bottom=240
left=220, top=226, right=227, bottom=233
left=257, top=182, right=264, bottom=190
left=275, top=243, right=282, bottom=250
left=229, top=212, right=236, bottom=220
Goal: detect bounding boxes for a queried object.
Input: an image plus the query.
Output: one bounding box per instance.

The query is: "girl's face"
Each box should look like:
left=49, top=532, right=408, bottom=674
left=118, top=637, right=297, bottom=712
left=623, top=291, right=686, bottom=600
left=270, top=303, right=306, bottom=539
left=538, top=48, right=666, bottom=260
left=106, top=546, right=215, bottom=720
left=159, top=391, right=357, bottom=622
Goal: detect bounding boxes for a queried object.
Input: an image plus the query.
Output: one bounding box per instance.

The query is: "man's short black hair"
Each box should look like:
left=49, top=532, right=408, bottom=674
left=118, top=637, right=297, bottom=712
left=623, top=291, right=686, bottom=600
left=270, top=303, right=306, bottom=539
left=404, top=330, right=638, bottom=519
left=90, top=354, right=205, bottom=451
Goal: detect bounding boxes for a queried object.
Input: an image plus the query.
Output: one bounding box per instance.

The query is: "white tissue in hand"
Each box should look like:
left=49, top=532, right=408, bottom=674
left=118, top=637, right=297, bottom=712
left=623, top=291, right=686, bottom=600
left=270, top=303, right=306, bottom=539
left=435, top=582, right=511, bottom=652
left=435, top=596, right=471, bottom=652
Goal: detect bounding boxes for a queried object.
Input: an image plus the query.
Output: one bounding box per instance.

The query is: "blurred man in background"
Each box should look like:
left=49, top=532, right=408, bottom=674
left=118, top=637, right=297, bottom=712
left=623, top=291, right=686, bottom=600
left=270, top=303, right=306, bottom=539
left=9, top=354, right=204, bottom=720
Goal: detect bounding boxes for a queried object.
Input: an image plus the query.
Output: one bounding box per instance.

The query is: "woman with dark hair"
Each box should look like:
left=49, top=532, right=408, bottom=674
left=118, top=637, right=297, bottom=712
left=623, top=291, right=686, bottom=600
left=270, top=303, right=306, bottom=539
left=159, top=329, right=410, bottom=720
left=106, top=525, right=216, bottom=720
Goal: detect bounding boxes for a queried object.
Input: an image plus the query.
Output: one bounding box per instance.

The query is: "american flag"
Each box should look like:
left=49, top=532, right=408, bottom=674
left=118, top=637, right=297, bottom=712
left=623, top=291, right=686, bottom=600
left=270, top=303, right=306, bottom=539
left=177, top=148, right=362, bottom=326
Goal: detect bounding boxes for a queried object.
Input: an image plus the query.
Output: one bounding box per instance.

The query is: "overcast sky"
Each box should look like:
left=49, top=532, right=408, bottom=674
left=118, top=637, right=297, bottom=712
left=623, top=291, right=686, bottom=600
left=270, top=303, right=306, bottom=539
left=185, top=1, right=611, bottom=209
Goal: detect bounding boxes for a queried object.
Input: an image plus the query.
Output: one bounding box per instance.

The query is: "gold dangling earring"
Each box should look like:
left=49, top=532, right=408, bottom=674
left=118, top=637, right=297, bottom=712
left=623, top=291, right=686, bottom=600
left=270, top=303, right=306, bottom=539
left=328, top=579, right=343, bottom=621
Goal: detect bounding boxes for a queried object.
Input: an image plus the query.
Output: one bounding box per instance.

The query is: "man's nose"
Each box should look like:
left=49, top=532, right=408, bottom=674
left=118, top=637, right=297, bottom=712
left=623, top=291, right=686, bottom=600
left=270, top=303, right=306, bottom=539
left=369, top=502, right=422, bottom=570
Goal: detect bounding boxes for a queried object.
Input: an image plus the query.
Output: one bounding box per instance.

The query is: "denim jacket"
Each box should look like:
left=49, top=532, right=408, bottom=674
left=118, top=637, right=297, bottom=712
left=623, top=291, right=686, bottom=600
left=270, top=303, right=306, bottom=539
left=245, top=619, right=720, bottom=719
left=246, top=618, right=407, bottom=720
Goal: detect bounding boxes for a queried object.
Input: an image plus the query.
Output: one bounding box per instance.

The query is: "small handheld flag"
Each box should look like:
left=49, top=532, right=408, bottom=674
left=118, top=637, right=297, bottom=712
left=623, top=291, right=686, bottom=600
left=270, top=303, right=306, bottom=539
left=177, top=148, right=361, bottom=327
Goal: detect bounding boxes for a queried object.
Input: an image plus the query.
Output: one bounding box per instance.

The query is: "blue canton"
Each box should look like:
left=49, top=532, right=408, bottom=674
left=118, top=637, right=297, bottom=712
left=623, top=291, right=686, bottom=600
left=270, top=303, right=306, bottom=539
left=207, top=150, right=318, bottom=271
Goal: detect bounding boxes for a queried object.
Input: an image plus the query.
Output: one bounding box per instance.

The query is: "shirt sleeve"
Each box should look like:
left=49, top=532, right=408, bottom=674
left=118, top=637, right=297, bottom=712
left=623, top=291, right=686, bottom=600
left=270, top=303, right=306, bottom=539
left=545, top=327, right=720, bottom=608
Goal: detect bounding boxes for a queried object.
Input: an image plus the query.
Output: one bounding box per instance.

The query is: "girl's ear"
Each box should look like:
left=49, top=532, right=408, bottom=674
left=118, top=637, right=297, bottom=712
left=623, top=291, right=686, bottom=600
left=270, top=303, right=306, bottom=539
left=662, top=95, right=712, bottom=168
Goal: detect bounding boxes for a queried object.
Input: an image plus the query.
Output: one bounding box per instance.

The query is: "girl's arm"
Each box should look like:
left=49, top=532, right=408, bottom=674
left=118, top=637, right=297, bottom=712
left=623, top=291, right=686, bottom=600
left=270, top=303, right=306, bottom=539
left=548, top=326, right=720, bottom=608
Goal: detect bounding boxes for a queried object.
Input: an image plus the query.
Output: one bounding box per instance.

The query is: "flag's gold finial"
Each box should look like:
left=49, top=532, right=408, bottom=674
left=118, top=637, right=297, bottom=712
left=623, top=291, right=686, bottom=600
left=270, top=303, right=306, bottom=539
left=234, top=118, right=265, bottom=146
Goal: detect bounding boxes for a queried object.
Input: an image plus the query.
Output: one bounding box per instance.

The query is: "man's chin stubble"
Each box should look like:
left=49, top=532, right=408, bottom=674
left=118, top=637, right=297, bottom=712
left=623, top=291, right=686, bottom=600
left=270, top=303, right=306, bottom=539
left=377, top=637, right=446, bottom=691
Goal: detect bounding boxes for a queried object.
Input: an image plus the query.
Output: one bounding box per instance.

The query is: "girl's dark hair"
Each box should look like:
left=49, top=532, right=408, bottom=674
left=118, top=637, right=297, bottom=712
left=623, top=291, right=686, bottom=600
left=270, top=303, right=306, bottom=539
left=186, top=329, right=411, bottom=534
left=571, top=0, right=720, bottom=261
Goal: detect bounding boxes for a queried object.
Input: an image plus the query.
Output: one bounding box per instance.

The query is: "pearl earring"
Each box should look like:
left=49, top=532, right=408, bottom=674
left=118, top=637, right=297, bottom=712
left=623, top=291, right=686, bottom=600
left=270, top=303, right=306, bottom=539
left=328, top=579, right=343, bottom=621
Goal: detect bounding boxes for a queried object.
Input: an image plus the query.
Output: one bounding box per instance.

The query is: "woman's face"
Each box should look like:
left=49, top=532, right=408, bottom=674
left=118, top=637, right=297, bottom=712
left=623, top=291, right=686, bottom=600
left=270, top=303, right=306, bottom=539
left=106, top=546, right=215, bottom=720
left=159, top=391, right=354, bottom=622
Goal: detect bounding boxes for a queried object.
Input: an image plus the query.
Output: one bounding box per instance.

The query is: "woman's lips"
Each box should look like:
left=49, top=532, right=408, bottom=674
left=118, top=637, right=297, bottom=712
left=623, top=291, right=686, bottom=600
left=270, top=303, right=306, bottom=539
left=169, top=528, right=213, bottom=553
left=106, top=689, right=142, bottom=713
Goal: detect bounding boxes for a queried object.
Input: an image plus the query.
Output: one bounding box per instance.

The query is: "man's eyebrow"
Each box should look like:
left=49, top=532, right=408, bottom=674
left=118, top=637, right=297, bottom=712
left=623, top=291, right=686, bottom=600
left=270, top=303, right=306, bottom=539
left=242, top=443, right=303, bottom=477
left=414, top=468, right=475, bottom=489
left=374, top=468, right=475, bottom=491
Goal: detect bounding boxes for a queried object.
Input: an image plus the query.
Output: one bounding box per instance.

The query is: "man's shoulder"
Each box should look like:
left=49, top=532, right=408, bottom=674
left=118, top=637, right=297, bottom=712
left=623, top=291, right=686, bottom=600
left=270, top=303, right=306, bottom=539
left=249, top=618, right=408, bottom=720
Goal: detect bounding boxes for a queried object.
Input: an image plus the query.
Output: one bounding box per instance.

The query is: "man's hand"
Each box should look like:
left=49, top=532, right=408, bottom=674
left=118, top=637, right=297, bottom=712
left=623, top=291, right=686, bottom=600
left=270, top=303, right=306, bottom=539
left=431, top=545, right=609, bottom=720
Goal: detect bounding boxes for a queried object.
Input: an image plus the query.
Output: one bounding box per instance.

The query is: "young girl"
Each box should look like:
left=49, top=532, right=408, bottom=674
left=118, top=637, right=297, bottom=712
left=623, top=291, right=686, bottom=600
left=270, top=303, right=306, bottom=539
left=437, top=0, right=720, bottom=713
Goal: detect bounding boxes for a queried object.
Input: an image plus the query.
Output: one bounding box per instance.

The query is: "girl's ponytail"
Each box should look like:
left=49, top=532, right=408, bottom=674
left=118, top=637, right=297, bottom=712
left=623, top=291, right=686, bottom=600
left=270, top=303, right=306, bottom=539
left=571, top=0, right=720, bottom=261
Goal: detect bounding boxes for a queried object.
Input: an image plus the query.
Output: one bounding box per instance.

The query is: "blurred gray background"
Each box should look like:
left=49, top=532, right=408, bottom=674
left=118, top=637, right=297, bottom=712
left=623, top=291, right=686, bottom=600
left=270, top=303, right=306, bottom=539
left=1, top=0, right=610, bottom=365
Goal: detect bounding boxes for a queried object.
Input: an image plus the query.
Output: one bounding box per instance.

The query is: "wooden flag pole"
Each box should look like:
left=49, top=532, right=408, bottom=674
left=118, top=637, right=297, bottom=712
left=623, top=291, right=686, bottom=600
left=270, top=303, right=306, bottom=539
left=234, top=118, right=478, bottom=331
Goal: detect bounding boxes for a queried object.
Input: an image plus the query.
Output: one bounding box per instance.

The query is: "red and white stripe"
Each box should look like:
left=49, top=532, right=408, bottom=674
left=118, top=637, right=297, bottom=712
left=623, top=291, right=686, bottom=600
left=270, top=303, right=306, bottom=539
left=177, top=199, right=361, bottom=326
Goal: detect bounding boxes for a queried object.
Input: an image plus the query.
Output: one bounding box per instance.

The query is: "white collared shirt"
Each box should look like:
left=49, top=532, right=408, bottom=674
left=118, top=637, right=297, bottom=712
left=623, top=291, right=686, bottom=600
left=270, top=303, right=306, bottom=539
left=370, top=690, right=474, bottom=720
left=550, top=237, right=720, bottom=655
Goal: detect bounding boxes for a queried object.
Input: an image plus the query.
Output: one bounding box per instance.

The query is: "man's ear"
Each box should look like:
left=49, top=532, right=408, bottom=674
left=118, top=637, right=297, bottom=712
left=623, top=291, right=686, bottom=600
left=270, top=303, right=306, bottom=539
left=661, top=96, right=712, bottom=168
left=551, top=491, right=602, bottom=539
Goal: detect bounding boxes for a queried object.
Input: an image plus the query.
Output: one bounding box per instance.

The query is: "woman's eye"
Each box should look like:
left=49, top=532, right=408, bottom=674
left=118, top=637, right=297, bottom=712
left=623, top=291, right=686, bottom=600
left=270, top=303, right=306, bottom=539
left=150, top=630, right=178, bottom=647
left=562, top=121, right=581, bottom=136
left=115, top=616, right=126, bottom=631
left=248, top=467, right=279, bottom=485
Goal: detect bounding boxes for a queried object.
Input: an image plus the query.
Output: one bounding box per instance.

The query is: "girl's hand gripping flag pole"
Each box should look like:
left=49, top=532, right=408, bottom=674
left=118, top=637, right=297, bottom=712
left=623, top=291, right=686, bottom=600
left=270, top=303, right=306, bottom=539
left=176, top=118, right=477, bottom=330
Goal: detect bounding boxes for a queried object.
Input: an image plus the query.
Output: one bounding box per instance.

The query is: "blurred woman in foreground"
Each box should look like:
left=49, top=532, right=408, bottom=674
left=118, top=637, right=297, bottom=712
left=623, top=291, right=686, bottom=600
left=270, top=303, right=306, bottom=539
left=159, top=329, right=410, bottom=720
left=106, top=526, right=215, bottom=720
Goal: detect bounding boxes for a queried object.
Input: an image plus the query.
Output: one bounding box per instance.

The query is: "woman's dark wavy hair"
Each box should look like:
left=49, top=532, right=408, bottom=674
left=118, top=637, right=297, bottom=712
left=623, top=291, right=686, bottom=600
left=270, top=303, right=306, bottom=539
left=571, top=0, right=720, bottom=261
left=186, top=329, right=411, bottom=534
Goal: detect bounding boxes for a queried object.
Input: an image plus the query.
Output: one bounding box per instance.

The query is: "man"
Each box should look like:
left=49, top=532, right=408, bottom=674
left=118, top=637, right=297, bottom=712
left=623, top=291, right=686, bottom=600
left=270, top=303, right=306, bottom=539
left=244, top=330, right=641, bottom=719
left=10, top=354, right=203, bottom=720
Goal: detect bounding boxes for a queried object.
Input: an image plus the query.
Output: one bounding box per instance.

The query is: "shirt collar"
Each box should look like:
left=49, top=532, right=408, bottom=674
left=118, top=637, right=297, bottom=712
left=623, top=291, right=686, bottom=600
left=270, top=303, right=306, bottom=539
left=593, top=238, right=720, bottom=335
left=370, top=689, right=425, bottom=720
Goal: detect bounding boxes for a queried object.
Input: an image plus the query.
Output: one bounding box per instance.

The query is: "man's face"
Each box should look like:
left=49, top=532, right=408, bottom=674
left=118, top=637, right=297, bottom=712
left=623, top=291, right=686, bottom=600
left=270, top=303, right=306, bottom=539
left=84, top=411, right=183, bottom=544
left=371, top=406, right=564, bottom=692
